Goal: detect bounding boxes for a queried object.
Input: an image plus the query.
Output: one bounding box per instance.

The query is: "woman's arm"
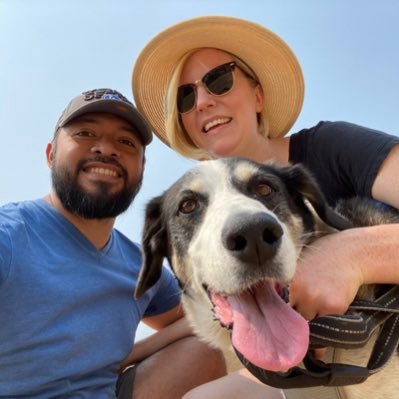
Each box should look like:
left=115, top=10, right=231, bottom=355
left=372, top=144, right=399, bottom=208
left=290, top=144, right=399, bottom=320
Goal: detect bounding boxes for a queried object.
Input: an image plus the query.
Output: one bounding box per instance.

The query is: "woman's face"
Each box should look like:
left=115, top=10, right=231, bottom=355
left=179, top=48, right=264, bottom=158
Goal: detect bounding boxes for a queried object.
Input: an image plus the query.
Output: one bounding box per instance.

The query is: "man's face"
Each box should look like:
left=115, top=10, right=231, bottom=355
left=48, top=112, right=145, bottom=219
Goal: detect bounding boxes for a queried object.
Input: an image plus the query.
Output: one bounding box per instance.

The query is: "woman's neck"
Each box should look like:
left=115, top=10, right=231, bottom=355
left=233, top=135, right=291, bottom=165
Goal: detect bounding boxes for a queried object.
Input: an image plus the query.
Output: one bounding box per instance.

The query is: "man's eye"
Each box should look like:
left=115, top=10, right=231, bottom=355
left=119, top=138, right=136, bottom=148
left=178, top=199, right=199, bottom=214
left=254, top=183, right=273, bottom=197
left=75, top=130, right=94, bottom=137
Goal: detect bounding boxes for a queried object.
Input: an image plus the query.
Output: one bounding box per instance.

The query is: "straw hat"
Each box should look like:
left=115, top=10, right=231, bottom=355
left=132, top=16, right=304, bottom=146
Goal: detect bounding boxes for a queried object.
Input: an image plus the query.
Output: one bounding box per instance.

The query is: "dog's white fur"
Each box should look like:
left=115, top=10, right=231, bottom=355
left=136, top=158, right=399, bottom=399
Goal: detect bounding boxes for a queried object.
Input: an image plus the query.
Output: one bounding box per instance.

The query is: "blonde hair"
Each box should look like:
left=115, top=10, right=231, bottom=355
left=165, top=49, right=269, bottom=160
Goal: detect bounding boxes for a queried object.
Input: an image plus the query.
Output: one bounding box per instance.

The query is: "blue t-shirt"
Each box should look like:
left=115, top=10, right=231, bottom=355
left=0, top=199, right=181, bottom=398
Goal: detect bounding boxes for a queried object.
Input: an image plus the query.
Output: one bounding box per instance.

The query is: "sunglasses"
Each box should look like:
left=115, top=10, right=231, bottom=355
left=177, top=61, right=238, bottom=114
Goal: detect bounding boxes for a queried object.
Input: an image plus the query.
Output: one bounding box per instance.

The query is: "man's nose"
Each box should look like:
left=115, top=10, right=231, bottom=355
left=91, top=139, right=120, bottom=157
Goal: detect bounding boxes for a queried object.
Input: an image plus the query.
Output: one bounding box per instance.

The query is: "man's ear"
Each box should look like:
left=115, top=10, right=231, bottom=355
left=46, top=142, right=54, bottom=167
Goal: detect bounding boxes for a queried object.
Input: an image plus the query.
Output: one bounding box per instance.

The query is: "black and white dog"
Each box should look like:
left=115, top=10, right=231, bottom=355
left=135, top=157, right=399, bottom=398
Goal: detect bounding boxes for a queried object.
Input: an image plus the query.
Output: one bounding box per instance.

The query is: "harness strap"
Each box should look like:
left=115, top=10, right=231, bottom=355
left=309, top=285, right=399, bottom=348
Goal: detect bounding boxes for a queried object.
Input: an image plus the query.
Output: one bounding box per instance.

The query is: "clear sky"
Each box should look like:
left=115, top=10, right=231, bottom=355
left=2, top=0, right=399, bottom=338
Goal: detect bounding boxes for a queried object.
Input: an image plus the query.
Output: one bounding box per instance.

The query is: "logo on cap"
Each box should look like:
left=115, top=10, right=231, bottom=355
left=82, top=88, right=132, bottom=105
left=103, top=94, right=122, bottom=101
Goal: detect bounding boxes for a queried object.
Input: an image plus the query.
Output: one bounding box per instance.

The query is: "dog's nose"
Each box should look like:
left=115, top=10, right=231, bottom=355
left=222, top=212, right=283, bottom=264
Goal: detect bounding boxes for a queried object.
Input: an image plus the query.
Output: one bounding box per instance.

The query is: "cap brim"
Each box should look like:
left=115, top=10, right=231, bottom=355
left=59, top=100, right=153, bottom=145
left=132, top=16, right=304, bottom=146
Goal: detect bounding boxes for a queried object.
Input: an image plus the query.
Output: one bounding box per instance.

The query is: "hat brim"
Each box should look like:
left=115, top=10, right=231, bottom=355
left=59, top=100, right=153, bottom=145
left=132, top=16, right=304, bottom=146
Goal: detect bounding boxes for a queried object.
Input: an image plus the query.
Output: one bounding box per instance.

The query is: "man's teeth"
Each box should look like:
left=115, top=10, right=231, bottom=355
left=204, top=118, right=230, bottom=132
left=88, top=167, right=118, bottom=177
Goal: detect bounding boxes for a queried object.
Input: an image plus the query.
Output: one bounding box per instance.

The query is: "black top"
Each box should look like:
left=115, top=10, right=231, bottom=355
left=289, top=121, right=399, bottom=206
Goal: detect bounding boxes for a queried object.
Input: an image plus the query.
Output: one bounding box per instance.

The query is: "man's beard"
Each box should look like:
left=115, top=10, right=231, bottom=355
left=51, top=156, right=142, bottom=219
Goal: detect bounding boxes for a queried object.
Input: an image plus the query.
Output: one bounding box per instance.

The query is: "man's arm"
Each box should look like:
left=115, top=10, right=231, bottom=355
left=120, top=305, right=193, bottom=370
left=143, top=303, right=185, bottom=330
left=119, top=306, right=227, bottom=399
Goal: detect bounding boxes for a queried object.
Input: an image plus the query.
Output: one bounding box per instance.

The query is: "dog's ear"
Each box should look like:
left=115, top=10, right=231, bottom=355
left=278, top=163, right=353, bottom=230
left=134, top=195, right=169, bottom=299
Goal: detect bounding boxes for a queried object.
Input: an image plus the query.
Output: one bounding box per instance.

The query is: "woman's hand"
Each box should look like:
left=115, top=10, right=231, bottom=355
left=289, top=229, right=364, bottom=321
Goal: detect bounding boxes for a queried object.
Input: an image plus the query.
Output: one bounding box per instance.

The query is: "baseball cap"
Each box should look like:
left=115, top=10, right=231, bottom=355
left=55, top=88, right=153, bottom=145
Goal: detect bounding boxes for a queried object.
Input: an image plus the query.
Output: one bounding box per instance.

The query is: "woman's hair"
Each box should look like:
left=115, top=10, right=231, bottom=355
left=165, top=49, right=269, bottom=160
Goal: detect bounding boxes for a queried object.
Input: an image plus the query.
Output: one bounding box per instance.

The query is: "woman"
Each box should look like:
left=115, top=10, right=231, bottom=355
left=132, top=16, right=399, bottom=398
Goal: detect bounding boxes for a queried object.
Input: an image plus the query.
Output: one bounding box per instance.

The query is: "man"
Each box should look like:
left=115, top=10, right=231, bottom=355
left=0, top=88, right=226, bottom=398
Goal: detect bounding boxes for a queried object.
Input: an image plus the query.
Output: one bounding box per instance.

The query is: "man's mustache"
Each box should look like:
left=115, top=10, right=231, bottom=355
left=77, top=156, right=128, bottom=179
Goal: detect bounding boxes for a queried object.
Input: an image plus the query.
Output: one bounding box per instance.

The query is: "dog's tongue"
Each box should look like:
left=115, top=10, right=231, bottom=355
left=211, top=281, right=309, bottom=372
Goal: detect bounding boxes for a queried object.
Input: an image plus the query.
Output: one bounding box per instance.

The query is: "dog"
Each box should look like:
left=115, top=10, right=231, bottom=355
left=135, top=157, right=399, bottom=398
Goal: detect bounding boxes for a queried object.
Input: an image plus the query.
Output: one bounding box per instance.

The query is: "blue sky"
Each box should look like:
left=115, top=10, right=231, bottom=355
left=2, top=0, right=399, bottom=337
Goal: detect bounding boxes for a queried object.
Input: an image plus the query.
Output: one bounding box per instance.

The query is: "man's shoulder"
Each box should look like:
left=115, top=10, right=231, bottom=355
left=0, top=200, right=31, bottom=223
left=0, top=200, right=55, bottom=241
left=0, top=199, right=43, bottom=225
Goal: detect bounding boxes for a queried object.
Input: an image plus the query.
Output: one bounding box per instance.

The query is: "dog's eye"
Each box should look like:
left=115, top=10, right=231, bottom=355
left=179, top=199, right=199, bottom=214
left=255, top=183, right=273, bottom=197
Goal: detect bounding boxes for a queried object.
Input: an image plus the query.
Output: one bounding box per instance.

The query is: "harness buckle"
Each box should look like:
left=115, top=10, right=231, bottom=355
left=326, top=363, right=370, bottom=386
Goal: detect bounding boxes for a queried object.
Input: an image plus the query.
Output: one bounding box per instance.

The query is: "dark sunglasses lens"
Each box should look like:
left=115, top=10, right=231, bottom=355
left=204, top=66, right=234, bottom=95
left=177, top=64, right=235, bottom=113
left=177, top=85, right=196, bottom=113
